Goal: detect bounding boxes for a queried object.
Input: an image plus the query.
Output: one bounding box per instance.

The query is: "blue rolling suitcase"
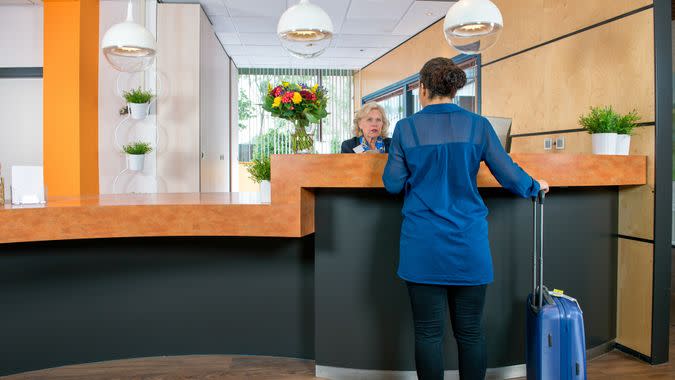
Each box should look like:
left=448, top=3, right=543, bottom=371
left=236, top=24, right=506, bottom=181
left=526, top=192, right=587, bottom=380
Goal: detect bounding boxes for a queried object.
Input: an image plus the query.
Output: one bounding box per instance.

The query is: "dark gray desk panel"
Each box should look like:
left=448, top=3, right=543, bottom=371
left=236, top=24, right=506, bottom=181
left=314, top=188, right=617, bottom=371
left=0, top=236, right=314, bottom=376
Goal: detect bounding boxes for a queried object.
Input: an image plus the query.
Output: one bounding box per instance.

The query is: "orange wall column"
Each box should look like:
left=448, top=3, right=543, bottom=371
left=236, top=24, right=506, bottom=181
left=43, top=0, right=99, bottom=197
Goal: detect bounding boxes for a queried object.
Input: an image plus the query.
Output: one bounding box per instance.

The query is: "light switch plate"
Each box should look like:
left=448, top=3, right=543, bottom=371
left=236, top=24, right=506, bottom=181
left=544, top=138, right=552, bottom=150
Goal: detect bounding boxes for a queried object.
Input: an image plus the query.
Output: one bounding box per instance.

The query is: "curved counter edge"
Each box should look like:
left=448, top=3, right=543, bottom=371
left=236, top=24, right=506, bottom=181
left=0, top=153, right=646, bottom=243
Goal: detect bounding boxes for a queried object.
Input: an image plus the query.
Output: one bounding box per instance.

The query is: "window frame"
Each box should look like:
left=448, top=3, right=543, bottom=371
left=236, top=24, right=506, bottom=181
left=361, top=54, right=481, bottom=116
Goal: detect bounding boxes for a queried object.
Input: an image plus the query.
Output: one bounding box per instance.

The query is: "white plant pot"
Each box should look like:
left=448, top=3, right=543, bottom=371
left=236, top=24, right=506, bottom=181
left=591, top=133, right=618, bottom=155
left=260, top=180, right=271, bottom=203
left=128, top=102, right=150, bottom=120
left=127, top=154, right=146, bottom=171
left=615, top=134, right=631, bottom=156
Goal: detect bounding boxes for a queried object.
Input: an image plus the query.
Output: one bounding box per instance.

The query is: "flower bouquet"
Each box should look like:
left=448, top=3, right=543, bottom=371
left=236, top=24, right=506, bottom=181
left=262, top=81, right=328, bottom=153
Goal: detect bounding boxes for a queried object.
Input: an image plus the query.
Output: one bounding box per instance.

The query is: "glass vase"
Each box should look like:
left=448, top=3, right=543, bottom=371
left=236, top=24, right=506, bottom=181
left=291, top=119, right=314, bottom=154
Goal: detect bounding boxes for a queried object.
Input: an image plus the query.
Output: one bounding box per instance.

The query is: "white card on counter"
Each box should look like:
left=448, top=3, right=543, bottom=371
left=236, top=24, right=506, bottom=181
left=11, top=165, right=45, bottom=205
left=353, top=145, right=365, bottom=154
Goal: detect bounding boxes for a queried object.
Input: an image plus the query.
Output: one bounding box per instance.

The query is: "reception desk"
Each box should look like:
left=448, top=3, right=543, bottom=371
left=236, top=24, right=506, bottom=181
left=0, top=154, right=646, bottom=378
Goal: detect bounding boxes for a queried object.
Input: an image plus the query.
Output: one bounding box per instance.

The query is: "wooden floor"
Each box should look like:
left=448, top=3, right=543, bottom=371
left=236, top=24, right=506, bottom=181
left=3, top=250, right=675, bottom=379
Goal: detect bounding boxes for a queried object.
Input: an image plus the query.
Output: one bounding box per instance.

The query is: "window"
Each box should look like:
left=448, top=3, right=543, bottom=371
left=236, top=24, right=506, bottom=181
left=237, top=68, right=354, bottom=162
left=361, top=55, right=480, bottom=131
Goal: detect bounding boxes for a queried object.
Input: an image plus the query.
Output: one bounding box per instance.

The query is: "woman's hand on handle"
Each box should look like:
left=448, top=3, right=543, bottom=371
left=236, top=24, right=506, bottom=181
left=538, top=180, right=549, bottom=194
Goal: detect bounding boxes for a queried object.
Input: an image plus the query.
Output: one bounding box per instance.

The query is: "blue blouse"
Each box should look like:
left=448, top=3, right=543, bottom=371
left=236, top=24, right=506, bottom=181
left=382, top=103, right=540, bottom=286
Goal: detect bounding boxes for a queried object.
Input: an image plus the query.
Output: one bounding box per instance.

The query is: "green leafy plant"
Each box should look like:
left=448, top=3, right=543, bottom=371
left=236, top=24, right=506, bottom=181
left=578, top=106, right=619, bottom=134
left=238, top=89, right=254, bottom=129
left=615, top=109, right=641, bottom=135
left=123, top=141, right=153, bottom=155
left=122, top=87, right=154, bottom=104
left=246, top=155, right=271, bottom=183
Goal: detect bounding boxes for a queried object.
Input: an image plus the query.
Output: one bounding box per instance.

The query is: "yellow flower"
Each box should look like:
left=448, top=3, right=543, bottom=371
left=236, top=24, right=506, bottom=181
left=272, top=96, right=282, bottom=108
left=282, top=81, right=290, bottom=87
left=311, top=84, right=319, bottom=93
left=292, top=92, right=302, bottom=104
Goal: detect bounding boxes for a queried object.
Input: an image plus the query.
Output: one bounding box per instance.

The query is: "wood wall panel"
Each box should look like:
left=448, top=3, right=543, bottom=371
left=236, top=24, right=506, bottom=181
left=358, top=21, right=460, bottom=99
left=510, top=132, right=592, bottom=154
left=482, top=0, right=653, bottom=63
left=482, top=10, right=655, bottom=135
left=616, top=238, right=653, bottom=356
left=618, top=125, right=655, bottom=240
left=619, top=186, right=654, bottom=240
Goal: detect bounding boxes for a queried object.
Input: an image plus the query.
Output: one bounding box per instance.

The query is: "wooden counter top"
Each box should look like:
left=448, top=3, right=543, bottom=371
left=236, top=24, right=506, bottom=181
left=0, top=154, right=646, bottom=243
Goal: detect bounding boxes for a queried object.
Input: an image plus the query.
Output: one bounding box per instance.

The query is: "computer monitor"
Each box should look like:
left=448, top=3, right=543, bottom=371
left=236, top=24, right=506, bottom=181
left=485, top=116, right=512, bottom=153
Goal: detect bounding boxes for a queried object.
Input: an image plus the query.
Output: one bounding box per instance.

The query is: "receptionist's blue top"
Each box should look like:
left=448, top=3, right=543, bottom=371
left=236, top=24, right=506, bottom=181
left=382, top=103, right=540, bottom=286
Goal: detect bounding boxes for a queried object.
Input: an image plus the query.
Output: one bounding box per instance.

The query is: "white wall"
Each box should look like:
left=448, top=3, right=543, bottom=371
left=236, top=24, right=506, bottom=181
left=0, top=6, right=42, bottom=67
left=0, top=5, right=43, bottom=201
left=200, top=7, right=231, bottom=193
left=157, top=3, right=201, bottom=193
left=230, top=60, right=239, bottom=192
left=0, top=79, right=43, bottom=201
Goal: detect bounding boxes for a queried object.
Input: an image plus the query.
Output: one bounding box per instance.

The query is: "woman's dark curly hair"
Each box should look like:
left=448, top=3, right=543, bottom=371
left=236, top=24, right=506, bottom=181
left=419, top=57, right=467, bottom=99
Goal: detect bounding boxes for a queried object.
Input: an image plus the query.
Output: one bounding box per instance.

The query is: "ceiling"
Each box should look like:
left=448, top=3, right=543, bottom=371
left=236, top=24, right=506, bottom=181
left=0, top=0, right=41, bottom=4
left=161, top=0, right=456, bottom=69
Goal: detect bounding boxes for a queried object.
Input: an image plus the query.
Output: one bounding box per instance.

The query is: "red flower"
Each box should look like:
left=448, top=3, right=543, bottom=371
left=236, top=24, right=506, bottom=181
left=290, top=106, right=294, bottom=110
left=272, top=86, right=283, bottom=97
left=299, top=90, right=316, bottom=100
left=282, top=92, right=294, bottom=103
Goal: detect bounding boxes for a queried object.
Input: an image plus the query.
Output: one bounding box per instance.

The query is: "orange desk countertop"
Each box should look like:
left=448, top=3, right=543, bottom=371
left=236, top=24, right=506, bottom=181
left=0, top=154, right=646, bottom=244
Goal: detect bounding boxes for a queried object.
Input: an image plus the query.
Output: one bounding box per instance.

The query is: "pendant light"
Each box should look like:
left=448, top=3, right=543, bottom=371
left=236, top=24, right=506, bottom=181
left=443, top=0, right=503, bottom=54
left=102, top=0, right=157, bottom=72
left=277, top=0, right=334, bottom=59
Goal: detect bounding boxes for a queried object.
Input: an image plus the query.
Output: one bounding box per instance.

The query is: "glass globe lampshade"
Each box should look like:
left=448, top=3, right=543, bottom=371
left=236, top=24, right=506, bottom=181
left=277, top=0, right=334, bottom=59
left=443, top=0, right=503, bottom=54
left=102, top=1, right=157, bottom=72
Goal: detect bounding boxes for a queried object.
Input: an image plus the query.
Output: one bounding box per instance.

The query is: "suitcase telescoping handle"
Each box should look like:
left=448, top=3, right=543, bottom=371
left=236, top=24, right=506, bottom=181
left=532, top=190, right=549, bottom=310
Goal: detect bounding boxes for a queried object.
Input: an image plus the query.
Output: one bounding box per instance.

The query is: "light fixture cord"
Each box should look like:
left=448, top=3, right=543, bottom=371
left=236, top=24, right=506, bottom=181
left=126, top=0, right=134, bottom=22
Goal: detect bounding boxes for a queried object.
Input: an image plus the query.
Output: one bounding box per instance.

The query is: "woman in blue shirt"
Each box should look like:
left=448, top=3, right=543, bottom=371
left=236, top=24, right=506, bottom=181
left=383, top=57, right=549, bottom=380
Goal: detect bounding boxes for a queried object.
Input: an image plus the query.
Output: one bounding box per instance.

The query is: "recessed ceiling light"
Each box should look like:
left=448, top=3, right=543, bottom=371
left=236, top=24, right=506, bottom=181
left=425, top=11, right=434, bottom=16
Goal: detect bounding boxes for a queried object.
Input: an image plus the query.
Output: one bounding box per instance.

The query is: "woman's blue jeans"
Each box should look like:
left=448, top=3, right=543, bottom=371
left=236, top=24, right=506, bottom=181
left=406, top=282, right=487, bottom=380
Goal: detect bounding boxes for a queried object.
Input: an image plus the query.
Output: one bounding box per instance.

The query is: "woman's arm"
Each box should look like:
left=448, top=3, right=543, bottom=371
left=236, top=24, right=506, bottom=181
left=481, top=117, right=541, bottom=198
left=382, top=123, right=410, bottom=193
left=341, top=139, right=354, bottom=154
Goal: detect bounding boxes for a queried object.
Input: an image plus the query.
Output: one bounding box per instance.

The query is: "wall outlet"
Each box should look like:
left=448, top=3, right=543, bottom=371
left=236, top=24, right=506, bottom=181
left=544, top=138, right=552, bottom=150
left=555, top=136, right=565, bottom=150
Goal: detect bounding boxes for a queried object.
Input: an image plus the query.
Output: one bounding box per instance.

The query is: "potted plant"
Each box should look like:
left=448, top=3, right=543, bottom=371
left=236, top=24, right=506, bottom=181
left=615, top=109, right=640, bottom=155
left=579, top=106, right=619, bottom=155
left=261, top=81, right=328, bottom=153
left=123, top=141, right=153, bottom=171
left=122, top=87, right=154, bottom=120
left=247, top=155, right=271, bottom=202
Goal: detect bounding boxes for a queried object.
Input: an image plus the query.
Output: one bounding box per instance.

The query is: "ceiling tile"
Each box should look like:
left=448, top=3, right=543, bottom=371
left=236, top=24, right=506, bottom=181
left=231, top=17, right=278, bottom=33
left=346, top=0, right=413, bottom=20
left=223, top=44, right=250, bottom=56
left=201, top=0, right=228, bottom=16
left=216, top=32, right=242, bottom=45
left=392, top=1, right=453, bottom=35
left=321, top=47, right=389, bottom=59
left=210, top=16, right=237, bottom=33
left=238, top=33, right=280, bottom=46
left=308, top=0, right=350, bottom=33
left=340, top=18, right=400, bottom=34
left=224, top=0, right=286, bottom=18
left=335, top=34, right=408, bottom=48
